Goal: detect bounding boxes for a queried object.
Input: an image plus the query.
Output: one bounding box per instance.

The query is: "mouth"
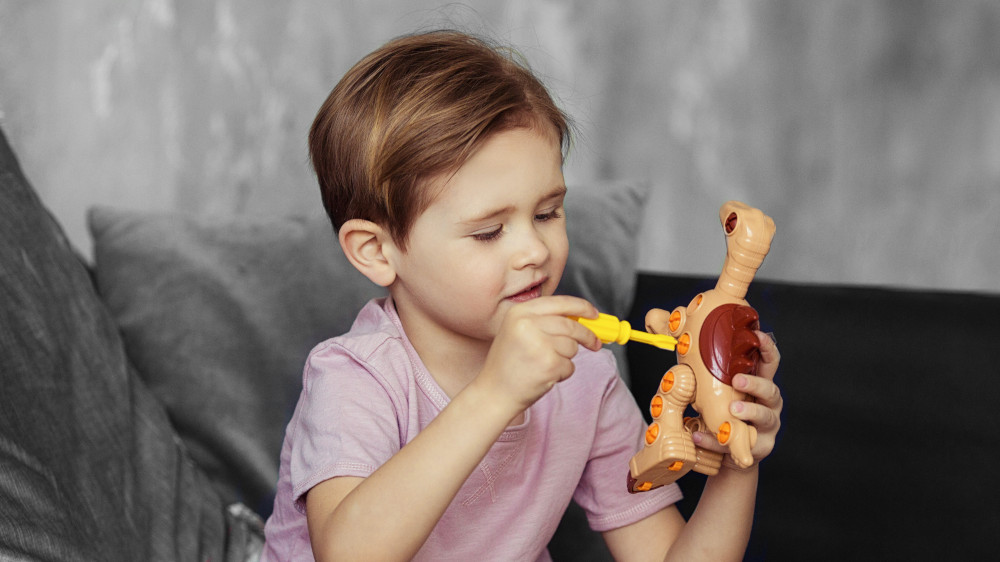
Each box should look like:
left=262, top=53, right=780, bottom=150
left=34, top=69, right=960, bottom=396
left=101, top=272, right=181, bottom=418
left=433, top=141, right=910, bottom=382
left=506, top=278, right=548, bottom=303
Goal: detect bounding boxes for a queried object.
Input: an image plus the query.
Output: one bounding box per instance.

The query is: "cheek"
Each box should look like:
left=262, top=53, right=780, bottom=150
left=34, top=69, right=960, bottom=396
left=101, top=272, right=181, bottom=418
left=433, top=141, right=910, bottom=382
left=463, top=254, right=508, bottom=290
left=548, top=228, right=570, bottom=273
left=436, top=248, right=505, bottom=294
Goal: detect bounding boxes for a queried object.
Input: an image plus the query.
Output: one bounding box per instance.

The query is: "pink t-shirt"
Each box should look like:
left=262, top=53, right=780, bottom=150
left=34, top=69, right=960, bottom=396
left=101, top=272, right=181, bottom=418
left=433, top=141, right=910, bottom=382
left=261, top=298, right=681, bottom=561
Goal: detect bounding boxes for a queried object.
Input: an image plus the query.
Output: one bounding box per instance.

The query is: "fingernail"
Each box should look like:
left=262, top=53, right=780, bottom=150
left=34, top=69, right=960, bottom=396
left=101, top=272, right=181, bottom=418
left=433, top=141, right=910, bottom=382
left=734, top=375, right=747, bottom=389
left=731, top=402, right=744, bottom=414
left=692, top=433, right=703, bottom=444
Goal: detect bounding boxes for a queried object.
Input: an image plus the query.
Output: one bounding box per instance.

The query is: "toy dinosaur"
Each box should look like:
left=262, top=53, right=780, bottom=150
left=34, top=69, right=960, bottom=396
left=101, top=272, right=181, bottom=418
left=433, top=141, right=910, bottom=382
left=572, top=201, right=775, bottom=493
left=625, top=200, right=775, bottom=492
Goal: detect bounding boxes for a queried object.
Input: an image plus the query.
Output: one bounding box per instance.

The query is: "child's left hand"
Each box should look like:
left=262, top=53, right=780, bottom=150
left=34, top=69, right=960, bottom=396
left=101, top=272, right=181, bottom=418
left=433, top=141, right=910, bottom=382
left=694, top=330, right=782, bottom=468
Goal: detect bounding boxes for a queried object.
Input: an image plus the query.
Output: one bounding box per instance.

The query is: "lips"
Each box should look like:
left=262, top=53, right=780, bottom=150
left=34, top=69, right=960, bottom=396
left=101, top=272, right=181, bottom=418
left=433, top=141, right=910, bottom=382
left=506, top=278, right=547, bottom=302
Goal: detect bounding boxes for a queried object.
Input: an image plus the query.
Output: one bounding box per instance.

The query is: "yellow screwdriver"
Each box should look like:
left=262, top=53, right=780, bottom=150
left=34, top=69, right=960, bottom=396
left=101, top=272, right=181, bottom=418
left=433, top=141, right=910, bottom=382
left=571, top=313, right=678, bottom=351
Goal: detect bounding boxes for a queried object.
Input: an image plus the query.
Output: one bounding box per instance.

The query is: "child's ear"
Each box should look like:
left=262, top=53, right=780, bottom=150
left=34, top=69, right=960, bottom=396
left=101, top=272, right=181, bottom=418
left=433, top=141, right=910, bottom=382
left=338, top=219, right=398, bottom=287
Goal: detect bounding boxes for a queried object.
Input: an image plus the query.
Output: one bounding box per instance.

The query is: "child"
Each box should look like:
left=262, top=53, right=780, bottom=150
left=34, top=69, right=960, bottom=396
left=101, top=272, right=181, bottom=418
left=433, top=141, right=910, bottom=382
left=262, top=30, right=782, bottom=561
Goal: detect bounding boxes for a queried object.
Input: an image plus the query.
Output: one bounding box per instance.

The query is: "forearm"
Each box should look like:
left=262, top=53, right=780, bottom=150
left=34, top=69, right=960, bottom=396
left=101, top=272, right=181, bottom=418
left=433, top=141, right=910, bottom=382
left=309, top=378, right=520, bottom=561
left=664, top=466, right=758, bottom=562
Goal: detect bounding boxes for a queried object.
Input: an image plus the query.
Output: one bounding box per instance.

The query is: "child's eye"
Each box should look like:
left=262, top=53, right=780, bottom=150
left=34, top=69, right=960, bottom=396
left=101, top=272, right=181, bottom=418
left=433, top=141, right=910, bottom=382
left=472, top=226, right=504, bottom=242
left=535, top=208, right=563, bottom=222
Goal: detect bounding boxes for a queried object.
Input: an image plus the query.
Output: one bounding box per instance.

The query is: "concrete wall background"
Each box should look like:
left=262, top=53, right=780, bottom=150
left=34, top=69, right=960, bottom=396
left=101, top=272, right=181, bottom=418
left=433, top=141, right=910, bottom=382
left=1, top=0, right=998, bottom=293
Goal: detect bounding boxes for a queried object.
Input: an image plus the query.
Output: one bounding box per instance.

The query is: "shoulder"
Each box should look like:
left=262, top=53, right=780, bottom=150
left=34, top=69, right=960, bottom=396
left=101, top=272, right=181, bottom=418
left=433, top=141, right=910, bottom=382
left=287, top=300, right=415, bottom=467
left=311, top=297, right=403, bottom=362
left=301, top=298, right=412, bottom=400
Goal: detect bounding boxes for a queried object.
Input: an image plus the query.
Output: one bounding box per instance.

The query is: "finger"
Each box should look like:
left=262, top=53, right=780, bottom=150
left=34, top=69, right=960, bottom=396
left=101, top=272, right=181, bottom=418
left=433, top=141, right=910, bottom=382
left=734, top=374, right=783, bottom=410
left=518, top=294, right=599, bottom=320
left=691, top=431, right=728, bottom=453
left=551, top=334, right=585, bottom=359
left=730, top=399, right=781, bottom=432
left=534, top=315, right=602, bottom=352
left=754, top=330, right=780, bottom=380
left=568, top=318, right=602, bottom=351
left=544, top=348, right=578, bottom=382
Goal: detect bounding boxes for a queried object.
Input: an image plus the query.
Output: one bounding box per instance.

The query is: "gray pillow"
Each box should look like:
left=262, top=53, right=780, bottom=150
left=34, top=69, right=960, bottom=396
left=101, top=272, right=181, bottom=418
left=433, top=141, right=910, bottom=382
left=560, top=181, right=647, bottom=326
left=1, top=126, right=235, bottom=561
left=87, top=180, right=649, bottom=517
left=88, top=210, right=384, bottom=516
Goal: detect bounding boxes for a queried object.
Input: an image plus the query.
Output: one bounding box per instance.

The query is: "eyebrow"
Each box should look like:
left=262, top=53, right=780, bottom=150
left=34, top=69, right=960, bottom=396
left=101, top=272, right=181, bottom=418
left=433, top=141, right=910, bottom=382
left=460, top=185, right=567, bottom=226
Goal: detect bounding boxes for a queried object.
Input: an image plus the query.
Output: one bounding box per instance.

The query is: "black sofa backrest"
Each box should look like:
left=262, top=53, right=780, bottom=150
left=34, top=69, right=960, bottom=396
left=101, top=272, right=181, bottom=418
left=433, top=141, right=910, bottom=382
left=626, top=273, right=999, bottom=559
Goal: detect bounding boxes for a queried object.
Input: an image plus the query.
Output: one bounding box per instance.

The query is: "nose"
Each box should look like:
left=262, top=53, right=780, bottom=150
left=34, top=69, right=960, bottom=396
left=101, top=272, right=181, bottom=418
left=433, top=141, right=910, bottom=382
left=511, top=226, right=550, bottom=270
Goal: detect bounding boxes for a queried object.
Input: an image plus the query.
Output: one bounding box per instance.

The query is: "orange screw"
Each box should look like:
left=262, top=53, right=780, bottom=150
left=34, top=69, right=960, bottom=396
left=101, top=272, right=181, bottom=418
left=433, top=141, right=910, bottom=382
left=645, top=423, right=660, bottom=445
left=669, top=310, right=682, bottom=332
left=717, top=422, right=732, bottom=444
left=650, top=395, right=663, bottom=419
left=660, top=370, right=675, bottom=393
left=677, top=333, right=691, bottom=355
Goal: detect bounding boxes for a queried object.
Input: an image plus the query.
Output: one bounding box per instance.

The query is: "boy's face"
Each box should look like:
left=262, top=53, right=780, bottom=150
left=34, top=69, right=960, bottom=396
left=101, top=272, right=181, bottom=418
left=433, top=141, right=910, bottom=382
left=388, top=126, right=569, bottom=346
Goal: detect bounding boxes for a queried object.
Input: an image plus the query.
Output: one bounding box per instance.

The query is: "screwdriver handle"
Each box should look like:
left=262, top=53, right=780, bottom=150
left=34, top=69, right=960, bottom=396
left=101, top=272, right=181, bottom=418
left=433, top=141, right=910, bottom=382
left=573, top=313, right=633, bottom=346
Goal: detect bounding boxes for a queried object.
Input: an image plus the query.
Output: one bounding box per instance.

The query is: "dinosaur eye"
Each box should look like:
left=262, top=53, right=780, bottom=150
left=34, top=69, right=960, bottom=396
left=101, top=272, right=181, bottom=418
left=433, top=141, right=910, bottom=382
left=725, top=212, right=738, bottom=234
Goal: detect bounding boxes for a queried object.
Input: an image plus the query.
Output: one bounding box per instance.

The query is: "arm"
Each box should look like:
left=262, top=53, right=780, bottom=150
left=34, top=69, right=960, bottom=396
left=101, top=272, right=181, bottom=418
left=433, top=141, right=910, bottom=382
left=603, top=332, right=782, bottom=562
left=305, top=296, right=602, bottom=561
left=306, top=376, right=521, bottom=560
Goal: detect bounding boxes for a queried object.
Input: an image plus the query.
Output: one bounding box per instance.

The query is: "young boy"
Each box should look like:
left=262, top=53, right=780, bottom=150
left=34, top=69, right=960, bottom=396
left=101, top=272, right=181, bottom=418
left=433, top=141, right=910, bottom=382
left=262, top=30, right=782, bottom=561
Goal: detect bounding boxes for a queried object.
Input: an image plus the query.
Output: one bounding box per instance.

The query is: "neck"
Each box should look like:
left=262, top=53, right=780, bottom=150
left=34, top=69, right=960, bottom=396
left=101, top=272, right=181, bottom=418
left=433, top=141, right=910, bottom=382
left=391, top=297, right=491, bottom=399
left=421, top=342, right=490, bottom=399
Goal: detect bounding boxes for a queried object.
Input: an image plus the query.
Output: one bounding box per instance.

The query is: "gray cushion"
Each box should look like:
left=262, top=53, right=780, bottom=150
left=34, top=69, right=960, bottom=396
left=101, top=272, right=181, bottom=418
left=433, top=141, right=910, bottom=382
left=560, top=181, right=647, bottom=324
left=88, top=210, right=385, bottom=516
left=87, top=180, right=649, bottom=518
left=0, top=127, right=234, bottom=561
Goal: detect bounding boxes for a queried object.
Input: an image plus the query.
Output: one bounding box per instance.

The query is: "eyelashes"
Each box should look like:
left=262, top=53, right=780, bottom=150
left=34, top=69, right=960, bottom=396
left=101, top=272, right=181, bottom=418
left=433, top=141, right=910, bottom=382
left=471, top=208, right=563, bottom=243
left=536, top=208, right=563, bottom=222
left=472, top=226, right=504, bottom=242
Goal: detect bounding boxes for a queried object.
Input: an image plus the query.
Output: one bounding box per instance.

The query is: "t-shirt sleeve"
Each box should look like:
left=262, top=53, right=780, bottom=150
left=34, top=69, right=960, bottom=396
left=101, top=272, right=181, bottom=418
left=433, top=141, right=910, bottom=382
left=288, top=342, right=405, bottom=512
left=572, top=352, right=683, bottom=532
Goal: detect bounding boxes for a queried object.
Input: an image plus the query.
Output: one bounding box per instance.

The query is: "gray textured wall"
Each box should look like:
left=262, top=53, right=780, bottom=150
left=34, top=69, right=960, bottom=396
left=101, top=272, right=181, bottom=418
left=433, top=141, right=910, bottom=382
left=1, top=0, right=998, bottom=293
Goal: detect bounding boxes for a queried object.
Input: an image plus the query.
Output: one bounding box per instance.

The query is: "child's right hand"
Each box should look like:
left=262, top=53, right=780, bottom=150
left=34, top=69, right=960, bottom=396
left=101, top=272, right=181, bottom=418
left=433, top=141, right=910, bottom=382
left=477, top=296, right=603, bottom=416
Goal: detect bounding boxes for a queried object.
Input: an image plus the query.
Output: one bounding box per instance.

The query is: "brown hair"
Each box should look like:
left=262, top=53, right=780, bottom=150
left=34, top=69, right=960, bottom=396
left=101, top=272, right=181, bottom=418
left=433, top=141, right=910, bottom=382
left=309, top=30, right=571, bottom=250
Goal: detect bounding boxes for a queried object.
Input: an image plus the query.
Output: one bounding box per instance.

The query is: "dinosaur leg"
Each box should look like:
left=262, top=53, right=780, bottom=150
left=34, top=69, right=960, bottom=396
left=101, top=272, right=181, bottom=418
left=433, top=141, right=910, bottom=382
left=627, top=366, right=700, bottom=493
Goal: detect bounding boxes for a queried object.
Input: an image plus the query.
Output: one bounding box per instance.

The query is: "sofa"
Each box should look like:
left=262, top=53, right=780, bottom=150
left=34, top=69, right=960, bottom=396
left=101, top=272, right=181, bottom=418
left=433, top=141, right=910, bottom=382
left=2, top=123, right=996, bottom=561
